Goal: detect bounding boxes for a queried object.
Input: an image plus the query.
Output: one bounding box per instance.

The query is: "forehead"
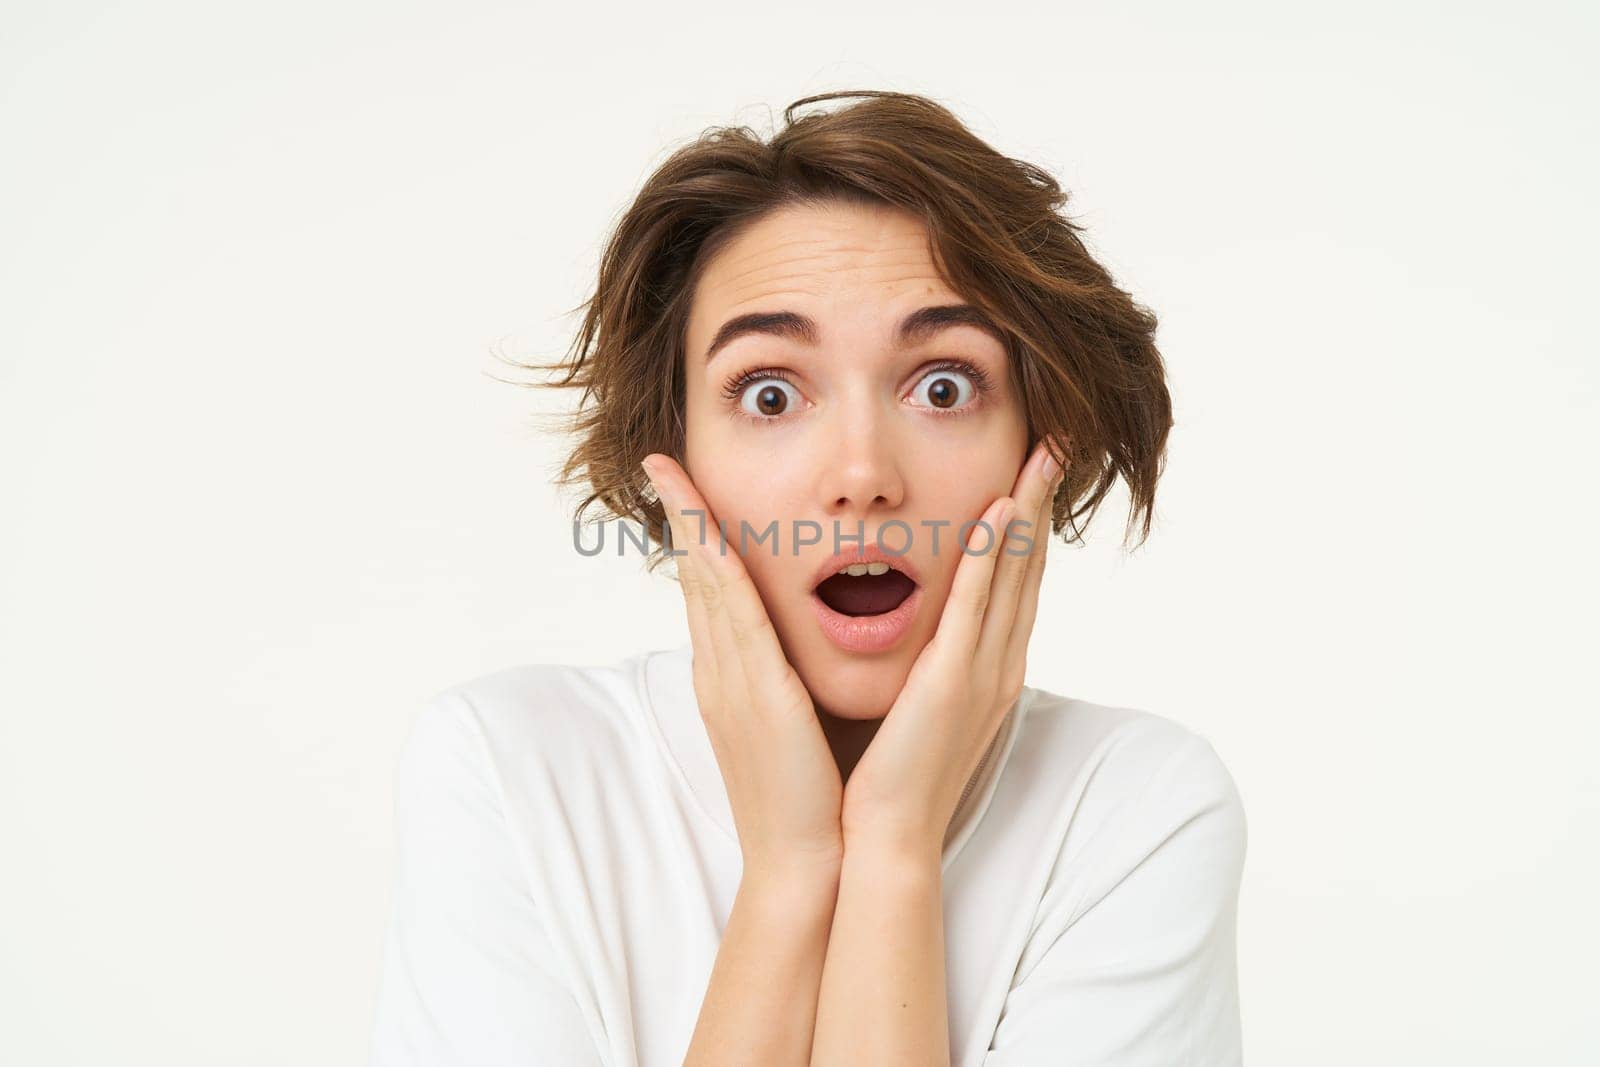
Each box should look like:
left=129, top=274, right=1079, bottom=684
left=687, top=200, right=962, bottom=330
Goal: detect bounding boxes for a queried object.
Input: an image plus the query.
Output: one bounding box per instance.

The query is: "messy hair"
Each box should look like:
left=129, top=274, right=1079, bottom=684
left=509, top=90, right=1173, bottom=572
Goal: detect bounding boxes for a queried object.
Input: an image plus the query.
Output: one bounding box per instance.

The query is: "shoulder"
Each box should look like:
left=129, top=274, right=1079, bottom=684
left=397, top=648, right=663, bottom=797
left=1018, top=685, right=1244, bottom=813
left=1015, top=685, right=1248, bottom=879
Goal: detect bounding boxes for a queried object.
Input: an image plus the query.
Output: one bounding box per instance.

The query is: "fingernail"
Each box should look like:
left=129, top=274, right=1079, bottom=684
left=640, top=459, right=665, bottom=501
left=1041, top=448, right=1061, bottom=484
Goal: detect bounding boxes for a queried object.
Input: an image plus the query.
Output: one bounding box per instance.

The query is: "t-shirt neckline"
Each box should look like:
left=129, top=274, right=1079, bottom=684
left=638, top=641, right=1031, bottom=873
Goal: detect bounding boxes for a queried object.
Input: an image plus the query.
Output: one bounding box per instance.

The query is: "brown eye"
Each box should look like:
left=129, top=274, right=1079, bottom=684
left=909, top=368, right=977, bottom=410
left=738, top=378, right=799, bottom=418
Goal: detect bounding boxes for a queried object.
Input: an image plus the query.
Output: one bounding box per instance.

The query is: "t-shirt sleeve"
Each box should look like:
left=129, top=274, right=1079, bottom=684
left=367, top=691, right=603, bottom=1067
left=983, top=731, right=1248, bottom=1066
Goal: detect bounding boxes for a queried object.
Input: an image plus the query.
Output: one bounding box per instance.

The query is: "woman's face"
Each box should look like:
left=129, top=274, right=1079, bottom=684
left=682, top=198, right=1030, bottom=719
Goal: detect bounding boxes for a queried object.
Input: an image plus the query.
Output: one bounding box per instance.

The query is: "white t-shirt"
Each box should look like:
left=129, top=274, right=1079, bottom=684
left=367, top=642, right=1247, bottom=1066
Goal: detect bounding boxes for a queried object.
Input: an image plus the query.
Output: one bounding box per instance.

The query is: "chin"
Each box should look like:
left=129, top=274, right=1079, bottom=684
left=794, top=644, right=917, bottom=720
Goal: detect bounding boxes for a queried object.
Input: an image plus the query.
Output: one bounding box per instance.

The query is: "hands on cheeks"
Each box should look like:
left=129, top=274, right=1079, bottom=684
left=838, top=437, right=1066, bottom=859
left=640, top=436, right=1066, bottom=872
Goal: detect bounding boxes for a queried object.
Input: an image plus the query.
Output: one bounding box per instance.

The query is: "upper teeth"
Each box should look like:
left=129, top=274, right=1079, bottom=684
left=840, top=562, right=891, bottom=577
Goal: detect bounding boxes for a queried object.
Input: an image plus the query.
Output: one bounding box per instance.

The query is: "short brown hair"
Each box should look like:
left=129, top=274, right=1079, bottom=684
left=510, top=90, right=1172, bottom=572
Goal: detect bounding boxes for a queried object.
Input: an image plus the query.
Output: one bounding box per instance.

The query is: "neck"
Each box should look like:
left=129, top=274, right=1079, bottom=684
left=814, top=704, right=883, bottom=786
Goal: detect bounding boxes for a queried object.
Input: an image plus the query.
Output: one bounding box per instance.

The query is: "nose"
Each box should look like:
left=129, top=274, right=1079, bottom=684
left=814, top=395, right=907, bottom=522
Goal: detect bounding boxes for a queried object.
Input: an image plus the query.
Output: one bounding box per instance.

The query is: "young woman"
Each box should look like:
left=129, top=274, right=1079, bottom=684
left=369, top=91, right=1247, bottom=1067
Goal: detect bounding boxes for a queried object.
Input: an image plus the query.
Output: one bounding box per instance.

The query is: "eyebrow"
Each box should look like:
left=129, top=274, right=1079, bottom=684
left=703, top=303, right=1006, bottom=364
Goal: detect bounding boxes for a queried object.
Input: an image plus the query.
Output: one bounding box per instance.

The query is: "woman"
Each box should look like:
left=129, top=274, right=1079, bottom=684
left=369, top=91, right=1247, bottom=1066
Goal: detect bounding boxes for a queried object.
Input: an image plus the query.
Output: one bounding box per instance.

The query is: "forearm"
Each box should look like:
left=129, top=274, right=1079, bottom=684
left=810, top=838, right=949, bottom=1066
left=683, top=864, right=841, bottom=1067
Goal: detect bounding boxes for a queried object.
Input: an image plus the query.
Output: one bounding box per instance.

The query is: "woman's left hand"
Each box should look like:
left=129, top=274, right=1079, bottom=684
left=840, top=436, right=1066, bottom=857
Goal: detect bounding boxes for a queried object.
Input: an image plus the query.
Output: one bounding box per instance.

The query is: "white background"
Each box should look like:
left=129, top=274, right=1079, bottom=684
left=3, top=2, right=1595, bottom=1063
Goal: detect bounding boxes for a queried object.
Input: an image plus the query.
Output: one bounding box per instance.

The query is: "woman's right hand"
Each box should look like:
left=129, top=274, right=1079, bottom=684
left=641, top=454, right=845, bottom=888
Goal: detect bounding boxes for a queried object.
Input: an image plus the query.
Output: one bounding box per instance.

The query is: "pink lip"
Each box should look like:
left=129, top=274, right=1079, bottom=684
left=811, top=584, right=923, bottom=654
left=807, top=541, right=923, bottom=655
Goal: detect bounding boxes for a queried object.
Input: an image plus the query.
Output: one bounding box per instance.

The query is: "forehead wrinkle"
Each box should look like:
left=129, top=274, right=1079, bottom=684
left=711, top=276, right=964, bottom=326
left=710, top=242, right=932, bottom=284
left=708, top=255, right=955, bottom=305
left=706, top=217, right=937, bottom=281
left=707, top=229, right=850, bottom=279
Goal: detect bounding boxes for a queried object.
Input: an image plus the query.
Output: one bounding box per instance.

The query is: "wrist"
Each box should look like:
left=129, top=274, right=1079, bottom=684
left=841, top=824, right=944, bottom=875
left=740, top=851, right=843, bottom=905
left=841, top=800, right=948, bottom=858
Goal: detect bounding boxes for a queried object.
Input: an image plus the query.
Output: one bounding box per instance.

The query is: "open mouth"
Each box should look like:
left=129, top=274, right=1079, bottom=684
left=808, top=552, right=924, bottom=654
left=813, top=564, right=918, bottom=617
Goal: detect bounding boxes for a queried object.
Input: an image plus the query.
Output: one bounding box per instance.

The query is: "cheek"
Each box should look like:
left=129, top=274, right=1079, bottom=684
left=917, top=472, right=1019, bottom=588
left=687, top=480, right=815, bottom=618
left=691, top=472, right=791, bottom=566
left=917, top=462, right=1016, bottom=529
left=741, top=552, right=797, bottom=624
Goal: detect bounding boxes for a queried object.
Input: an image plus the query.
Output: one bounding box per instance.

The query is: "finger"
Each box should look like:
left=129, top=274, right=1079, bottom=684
left=934, top=495, right=1016, bottom=654
left=644, top=455, right=722, bottom=687
left=644, top=459, right=775, bottom=637
left=1002, top=466, right=1061, bottom=696
left=643, top=454, right=793, bottom=710
left=976, top=439, right=1060, bottom=670
left=644, top=454, right=744, bottom=687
